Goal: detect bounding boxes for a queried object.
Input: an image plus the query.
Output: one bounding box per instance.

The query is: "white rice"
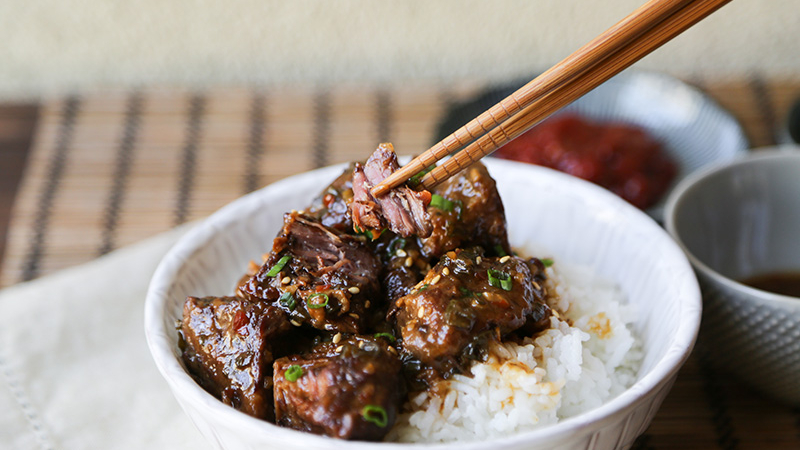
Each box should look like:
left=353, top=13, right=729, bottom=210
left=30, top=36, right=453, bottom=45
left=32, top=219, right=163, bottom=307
left=387, top=259, right=642, bottom=443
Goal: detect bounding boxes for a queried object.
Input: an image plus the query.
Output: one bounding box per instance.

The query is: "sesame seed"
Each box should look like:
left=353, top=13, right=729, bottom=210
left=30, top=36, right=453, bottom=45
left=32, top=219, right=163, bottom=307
left=476, top=256, right=482, bottom=264
left=290, top=320, right=301, bottom=327
left=335, top=345, right=344, bottom=353
left=417, top=308, right=425, bottom=318
left=348, top=286, right=360, bottom=294
left=332, top=333, right=342, bottom=344
left=430, top=274, right=441, bottom=285
left=500, top=255, right=511, bottom=263
left=532, top=281, right=541, bottom=290
left=395, top=249, right=407, bottom=257
left=483, top=292, right=491, bottom=299
left=442, top=267, right=450, bottom=276
left=281, top=276, right=291, bottom=285
left=349, top=313, right=360, bottom=319
left=404, top=257, right=413, bottom=267
left=358, top=341, right=365, bottom=349
left=388, top=346, right=398, bottom=355
left=365, top=300, right=371, bottom=309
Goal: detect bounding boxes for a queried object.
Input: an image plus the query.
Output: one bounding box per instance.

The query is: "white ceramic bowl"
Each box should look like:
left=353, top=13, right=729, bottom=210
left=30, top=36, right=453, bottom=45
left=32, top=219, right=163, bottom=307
left=665, top=148, right=800, bottom=405
left=145, top=159, right=701, bottom=450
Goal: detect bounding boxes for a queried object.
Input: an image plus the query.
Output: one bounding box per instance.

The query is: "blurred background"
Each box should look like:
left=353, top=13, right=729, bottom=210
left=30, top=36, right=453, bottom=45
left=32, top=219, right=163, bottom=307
left=1, top=0, right=798, bottom=100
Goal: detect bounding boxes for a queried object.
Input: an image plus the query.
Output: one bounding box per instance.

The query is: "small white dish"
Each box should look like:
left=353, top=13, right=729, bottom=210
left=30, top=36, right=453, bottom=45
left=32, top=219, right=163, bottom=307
left=145, top=159, right=701, bottom=449
left=435, top=70, right=750, bottom=220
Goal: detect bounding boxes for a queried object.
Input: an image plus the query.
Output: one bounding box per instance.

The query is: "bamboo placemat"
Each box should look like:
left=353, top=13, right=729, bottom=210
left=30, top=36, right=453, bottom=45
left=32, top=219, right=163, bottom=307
left=2, top=79, right=800, bottom=449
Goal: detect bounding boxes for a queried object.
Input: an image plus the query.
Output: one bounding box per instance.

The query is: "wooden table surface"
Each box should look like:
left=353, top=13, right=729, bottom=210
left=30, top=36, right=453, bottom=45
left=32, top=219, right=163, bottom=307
left=0, top=77, right=798, bottom=449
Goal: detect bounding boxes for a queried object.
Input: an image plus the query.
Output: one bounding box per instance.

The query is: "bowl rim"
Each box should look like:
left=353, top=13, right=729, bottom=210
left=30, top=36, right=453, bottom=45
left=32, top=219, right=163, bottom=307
left=664, top=146, right=800, bottom=310
left=145, top=159, right=702, bottom=448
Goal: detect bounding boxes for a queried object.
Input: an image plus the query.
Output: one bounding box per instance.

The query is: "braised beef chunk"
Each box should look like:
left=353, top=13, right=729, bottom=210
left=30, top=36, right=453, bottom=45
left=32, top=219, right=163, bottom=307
left=180, top=296, right=291, bottom=421
left=351, top=143, right=433, bottom=238
left=306, top=164, right=356, bottom=232
left=393, top=247, right=548, bottom=375
left=373, top=234, right=431, bottom=305
left=420, top=162, right=511, bottom=258
left=274, top=335, right=403, bottom=441
left=239, top=212, right=381, bottom=334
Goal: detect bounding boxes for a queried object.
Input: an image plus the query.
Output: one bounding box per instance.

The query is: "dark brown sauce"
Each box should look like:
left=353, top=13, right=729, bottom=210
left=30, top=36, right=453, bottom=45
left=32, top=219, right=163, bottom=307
left=741, top=272, right=800, bottom=298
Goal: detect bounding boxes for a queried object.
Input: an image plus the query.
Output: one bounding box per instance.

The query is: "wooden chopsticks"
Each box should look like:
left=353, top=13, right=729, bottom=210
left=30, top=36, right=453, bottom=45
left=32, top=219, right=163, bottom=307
left=370, top=0, right=732, bottom=197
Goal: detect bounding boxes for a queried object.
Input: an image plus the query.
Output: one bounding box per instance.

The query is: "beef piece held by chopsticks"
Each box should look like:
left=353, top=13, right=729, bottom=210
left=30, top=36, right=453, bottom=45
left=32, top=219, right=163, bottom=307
left=351, top=143, right=432, bottom=238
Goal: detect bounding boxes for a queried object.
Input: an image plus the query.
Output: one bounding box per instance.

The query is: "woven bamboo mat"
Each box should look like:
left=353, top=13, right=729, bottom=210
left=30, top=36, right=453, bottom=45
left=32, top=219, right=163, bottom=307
left=3, top=79, right=800, bottom=449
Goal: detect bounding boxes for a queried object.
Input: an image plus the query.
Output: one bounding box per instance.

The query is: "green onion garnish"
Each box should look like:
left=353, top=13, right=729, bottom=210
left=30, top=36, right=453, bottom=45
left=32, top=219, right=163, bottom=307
left=388, top=237, right=407, bottom=256
left=454, top=199, right=464, bottom=220
left=409, top=165, right=434, bottom=186
left=374, top=332, right=396, bottom=342
left=418, top=283, right=430, bottom=291
left=354, top=225, right=386, bottom=240
left=459, top=287, right=476, bottom=298
left=430, top=194, right=456, bottom=211
left=488, top=268, right=513, bottom=291
left=353, top=225, right=372, bottom=240
left=541, top=258, right=554, bottom=268
left=307, top=293, right=330, bottom=309
left=361, top=405, right=388, bottom=427
left=284, top=365, right=303, bottom=382
left=494, top=245, right=507, bottom=257
left=265, top=255, right=291, bottom=277
left=279, top=292, right=296, bottom=310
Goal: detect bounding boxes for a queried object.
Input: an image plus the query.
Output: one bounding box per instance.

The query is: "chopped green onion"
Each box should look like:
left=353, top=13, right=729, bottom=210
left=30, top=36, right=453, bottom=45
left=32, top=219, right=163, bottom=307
left=494, top=245, right=507, bottom=257
left=266, top=255, right=291, bottom=277
left=541, top=258, right=554, bottom=268
left=418, top=283, right=430, bottom=291
left=430, top=194, right=456, bottom=211
left=361, top=405, right=388, bottom=427
left=353, top=225, right=372, bottom=239
left=454, top=199, right=464, bottom=220
left=409, top=165, right=434, bottom=186
left=307, top=293, right=330, bottom=309
left=487, top=268, right=513, bottom=291
left=387, top=237, right=407, bottom=256
left=284, top=365, right=304, bottom=382
left=459, top=287, right=476, bottom=298
left=279, top=292, right=296, bottom=310
left=374, top=332, right=396, bottom=342
left=354, top=225, right=385, bottom=240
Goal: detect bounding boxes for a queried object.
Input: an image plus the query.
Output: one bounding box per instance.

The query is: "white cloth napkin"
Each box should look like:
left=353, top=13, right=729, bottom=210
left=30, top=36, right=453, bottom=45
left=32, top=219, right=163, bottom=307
left=0, top=226, right=211, bottom=450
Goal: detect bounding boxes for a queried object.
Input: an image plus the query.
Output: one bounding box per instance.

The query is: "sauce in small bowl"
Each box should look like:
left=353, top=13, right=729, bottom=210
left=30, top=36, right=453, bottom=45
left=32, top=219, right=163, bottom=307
left=741, top=272, right=800, bottom=298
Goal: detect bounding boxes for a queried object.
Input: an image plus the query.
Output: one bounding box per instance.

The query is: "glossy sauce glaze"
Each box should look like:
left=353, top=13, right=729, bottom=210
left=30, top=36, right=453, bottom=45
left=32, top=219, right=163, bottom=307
left=741, top=271, right=800, bottom=298
left=494, top=113, right=677, bottom=209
